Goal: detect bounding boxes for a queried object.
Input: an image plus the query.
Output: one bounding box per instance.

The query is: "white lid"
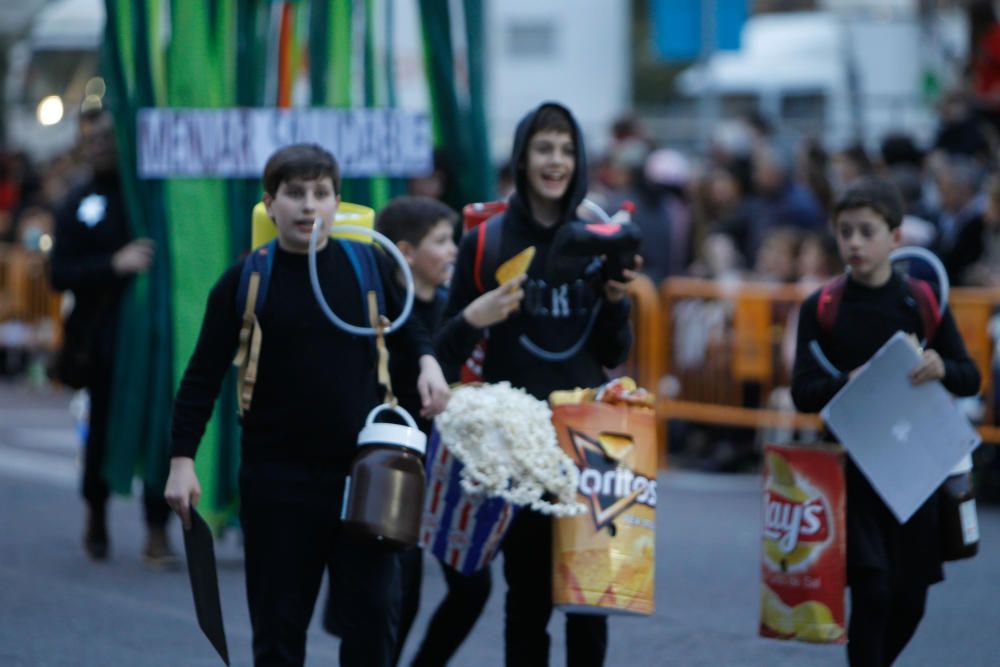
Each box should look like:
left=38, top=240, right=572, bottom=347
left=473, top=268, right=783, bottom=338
left=357, top=422, right=426, bottom=455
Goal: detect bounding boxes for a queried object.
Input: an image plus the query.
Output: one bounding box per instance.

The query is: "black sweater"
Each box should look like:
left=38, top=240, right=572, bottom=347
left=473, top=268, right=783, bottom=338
left=791, top=272, right=980, bottom=410
left=171, top=242, right=432, bottom=471
left=791, top=272, right=980, bottom=582
left=392, top=288, right=447, bottom=435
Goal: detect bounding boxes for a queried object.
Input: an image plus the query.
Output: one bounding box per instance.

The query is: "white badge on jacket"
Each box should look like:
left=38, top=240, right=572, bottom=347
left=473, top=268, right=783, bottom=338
left=77, top=193, right=107, bottom=228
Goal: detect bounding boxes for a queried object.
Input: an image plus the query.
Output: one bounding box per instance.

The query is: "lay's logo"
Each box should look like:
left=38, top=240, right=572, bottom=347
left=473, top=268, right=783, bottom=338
left=763, top=491, right=830, bottom=554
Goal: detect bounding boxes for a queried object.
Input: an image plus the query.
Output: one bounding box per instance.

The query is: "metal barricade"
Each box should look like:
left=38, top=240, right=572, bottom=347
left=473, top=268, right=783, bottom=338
left=0, top=243, right=61, bottom=354
left=641, top=277, right=1000, bottom=459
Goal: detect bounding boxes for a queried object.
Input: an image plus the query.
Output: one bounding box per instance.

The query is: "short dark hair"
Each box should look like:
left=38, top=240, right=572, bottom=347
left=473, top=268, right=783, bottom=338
left=262, top=143, right=340, bottom=196
left=832, top=177, right=904, bottom=230
left=376, top=196, right=457, bottom=246
left=531, top=104, right=574, bottom=136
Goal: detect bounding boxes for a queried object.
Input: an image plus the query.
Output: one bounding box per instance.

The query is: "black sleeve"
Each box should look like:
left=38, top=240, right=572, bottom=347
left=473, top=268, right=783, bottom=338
left=49, top=198, right=118, bottom=291
left=790, top=294, right=849, bottom=413
left=379, top=251, right=433, bottom=362
left=589, top=296, right=632, bottom=369
left=435, top=231, right=486, bottom=369
left=171, top=266, right=243, bottom=459
left=929, top=308, right=982, bottom=397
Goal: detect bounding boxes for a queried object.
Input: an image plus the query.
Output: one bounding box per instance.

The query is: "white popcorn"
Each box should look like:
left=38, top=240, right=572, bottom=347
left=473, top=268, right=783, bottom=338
left=436, top=382, right=585, bottom=516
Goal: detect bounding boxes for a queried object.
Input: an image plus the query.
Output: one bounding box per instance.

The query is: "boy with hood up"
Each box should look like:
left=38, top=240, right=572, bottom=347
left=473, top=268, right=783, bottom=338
left=434, top=102, right=637, bottom=665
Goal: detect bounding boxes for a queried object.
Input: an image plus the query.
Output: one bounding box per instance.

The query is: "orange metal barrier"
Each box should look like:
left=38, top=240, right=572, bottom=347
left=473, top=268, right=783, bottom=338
left=635, top=277, right=1000, bottom=458
left=0, top=243, right=62, bottom=352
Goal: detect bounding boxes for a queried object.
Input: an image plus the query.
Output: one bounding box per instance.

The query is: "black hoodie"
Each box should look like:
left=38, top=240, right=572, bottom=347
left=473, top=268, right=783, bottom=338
left=435, top=102, right=632, bottom=400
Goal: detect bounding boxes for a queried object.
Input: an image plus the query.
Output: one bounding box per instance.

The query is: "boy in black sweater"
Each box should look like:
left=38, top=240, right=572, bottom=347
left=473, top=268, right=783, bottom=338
left=164, top=144, right=450, bottom=667
left=371, top=196, right=526, bottom=665
left=434, top=102, right=637, bottom=666
left=791, top=178, right=980, bottom=666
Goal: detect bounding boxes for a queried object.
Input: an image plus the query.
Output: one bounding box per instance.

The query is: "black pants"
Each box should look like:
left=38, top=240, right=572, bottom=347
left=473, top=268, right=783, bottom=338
left=847, top=568, right=928, bottom=667
left=502, top=509, right=608, bottom=667
left=410, top=558, right=492, bottom=666
left=240, top=462, right=401, bottom=667
left=395, top=546, right=422, bottom=664
left=83, top=366, right=169, bottom=526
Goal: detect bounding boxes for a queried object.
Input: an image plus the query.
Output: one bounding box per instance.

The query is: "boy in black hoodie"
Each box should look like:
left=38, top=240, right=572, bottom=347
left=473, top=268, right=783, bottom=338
left=435, top=102, right=636, bottom=666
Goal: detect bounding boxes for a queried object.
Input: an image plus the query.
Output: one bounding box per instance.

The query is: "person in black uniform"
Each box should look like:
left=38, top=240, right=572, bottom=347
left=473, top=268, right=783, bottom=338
left=364, top=195, right=527, bottom=666
left=320, top=194, right=470, bottom=663
left=434, top=102, right=637, bottom=666
left=791, top=178, right=981, bottom=666
left=164, top=144, right=450, bottom=667
left=49, top=108, right=173, bottom=565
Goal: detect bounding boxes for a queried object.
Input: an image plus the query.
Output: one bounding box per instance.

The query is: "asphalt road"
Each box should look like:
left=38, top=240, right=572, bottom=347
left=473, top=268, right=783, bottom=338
left=1, top=380, right=998, bottom=666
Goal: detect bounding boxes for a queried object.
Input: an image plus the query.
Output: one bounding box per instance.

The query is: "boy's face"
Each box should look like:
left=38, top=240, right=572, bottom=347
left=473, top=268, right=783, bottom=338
left=525, top=130, right=575, bottom=205
left=402, top=219, right=457, bottom=289
left=263, top=176, right=340, bottom=253
left=833, top=206, right=900, bottom=285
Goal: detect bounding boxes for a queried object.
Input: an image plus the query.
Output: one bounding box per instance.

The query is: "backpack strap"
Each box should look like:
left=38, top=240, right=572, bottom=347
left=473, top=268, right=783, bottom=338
left=904, top=276, right=943, bottom=343
left=233, top=239, right=277, bottom=415
left=236, top=239, right=277, bottom=317
left=473, top=215, right=505, bottom=295
left=337, top=238, right=386, bottom=325
left=816, top=274, right=847, bottom=335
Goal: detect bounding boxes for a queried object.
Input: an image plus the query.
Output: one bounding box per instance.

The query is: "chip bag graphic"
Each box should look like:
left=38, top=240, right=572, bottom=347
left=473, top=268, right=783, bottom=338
left=760, top=443, right=846, bottom=643
left=551, top=380, right=657, bottom=616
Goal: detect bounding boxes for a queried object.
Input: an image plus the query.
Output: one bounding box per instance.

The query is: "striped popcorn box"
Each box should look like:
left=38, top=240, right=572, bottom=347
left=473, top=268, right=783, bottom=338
left=420, top=429, right=518, bottom=575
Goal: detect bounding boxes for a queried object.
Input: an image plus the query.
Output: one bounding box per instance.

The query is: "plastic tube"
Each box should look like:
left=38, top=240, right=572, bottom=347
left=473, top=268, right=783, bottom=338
left=308, top=219, right=415, bottom=336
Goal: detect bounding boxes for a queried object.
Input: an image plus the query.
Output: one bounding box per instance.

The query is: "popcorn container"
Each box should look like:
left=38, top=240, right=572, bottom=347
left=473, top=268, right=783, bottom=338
left=419, top=429, right=518, bottom=575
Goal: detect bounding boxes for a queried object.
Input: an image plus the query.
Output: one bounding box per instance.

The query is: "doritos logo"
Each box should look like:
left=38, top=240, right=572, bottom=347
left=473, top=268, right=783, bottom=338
left=568, top=428, right=657, bottom=532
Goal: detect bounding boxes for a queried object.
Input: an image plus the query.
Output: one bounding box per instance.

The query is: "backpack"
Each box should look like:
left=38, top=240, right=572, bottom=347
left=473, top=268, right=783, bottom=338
left=232, top=238, right=385, bottom=414
left=816, top=273, right=942, bottom=343
left=459, top=215, right=505, bottom=383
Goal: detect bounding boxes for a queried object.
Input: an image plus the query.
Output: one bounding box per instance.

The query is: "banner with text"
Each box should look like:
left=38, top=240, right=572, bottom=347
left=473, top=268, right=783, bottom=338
left=137, top=108, right=433, bottom=179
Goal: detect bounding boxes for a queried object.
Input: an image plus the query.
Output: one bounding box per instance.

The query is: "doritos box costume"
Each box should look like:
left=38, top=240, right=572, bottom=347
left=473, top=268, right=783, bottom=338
left=550, top=382, right=657, bottom=615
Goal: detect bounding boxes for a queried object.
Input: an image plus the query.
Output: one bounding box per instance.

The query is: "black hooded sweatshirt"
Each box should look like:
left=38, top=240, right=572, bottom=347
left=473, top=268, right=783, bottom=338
left=435, top=102, right=632, bottom=400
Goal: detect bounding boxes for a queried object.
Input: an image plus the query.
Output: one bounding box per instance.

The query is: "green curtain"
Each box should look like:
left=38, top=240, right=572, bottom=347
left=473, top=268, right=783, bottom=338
left=418, top=0, right=493, bottom=208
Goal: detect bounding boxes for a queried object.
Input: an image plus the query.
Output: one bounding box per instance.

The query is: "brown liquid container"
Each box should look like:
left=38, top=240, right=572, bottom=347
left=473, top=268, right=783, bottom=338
left=940, top=455, right=979, bottom=561
left=342, top=404, right=427, bottom=549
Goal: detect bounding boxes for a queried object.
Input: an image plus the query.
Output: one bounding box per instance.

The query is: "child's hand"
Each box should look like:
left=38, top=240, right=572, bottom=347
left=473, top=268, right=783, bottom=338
left=418, top=355, right=451, bottom=418
left=164, top=457, right=201, bottom=530
left=604, top=255, right=643, bottom=303
left=909, top=349, right=945, bottom=385
left=462, top=275, right=526, bottom=328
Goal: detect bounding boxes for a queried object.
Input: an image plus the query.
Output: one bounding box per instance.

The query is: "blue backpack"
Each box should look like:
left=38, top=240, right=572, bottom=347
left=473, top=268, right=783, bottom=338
left=232, top=238, right=385, bottom=414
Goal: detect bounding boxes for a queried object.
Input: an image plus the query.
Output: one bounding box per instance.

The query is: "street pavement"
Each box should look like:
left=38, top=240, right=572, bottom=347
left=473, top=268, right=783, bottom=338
left=1, top=379, right=999, bottom=666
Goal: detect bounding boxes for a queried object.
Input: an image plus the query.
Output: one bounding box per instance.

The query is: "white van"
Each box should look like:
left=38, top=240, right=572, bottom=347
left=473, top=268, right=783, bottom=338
left=674, top=10, right=965, bottom=150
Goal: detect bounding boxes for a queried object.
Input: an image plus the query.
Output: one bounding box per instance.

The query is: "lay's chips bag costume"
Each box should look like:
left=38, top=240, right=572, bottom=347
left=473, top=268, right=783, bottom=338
left=550, top=379, right=657, bottom=616
left=760, top=443, right=847, bottom=643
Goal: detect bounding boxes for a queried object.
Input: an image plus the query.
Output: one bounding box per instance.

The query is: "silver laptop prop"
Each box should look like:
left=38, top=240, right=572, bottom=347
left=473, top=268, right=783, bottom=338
left=820, top=331, right=981, bottom=523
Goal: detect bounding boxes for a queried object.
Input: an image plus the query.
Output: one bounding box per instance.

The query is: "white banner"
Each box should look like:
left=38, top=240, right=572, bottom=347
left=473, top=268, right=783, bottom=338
left=137, top=108, right=433, bottom=179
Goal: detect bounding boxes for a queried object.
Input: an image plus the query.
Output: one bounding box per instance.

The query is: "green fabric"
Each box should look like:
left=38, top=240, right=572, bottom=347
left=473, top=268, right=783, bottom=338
left=163, top=0, right=236, bottom=528
left=417, top=0, right=492, bottom=208
left=101, top=0, right=174, bottom=499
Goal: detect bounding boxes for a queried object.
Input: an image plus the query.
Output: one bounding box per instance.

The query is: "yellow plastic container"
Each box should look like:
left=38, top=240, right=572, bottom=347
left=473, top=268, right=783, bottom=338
left=251, top=201, right=376, bottom=248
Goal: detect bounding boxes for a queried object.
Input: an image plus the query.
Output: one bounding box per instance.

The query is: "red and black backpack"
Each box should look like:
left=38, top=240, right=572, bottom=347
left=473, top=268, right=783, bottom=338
left=816, top=273, right=942, bottom=342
